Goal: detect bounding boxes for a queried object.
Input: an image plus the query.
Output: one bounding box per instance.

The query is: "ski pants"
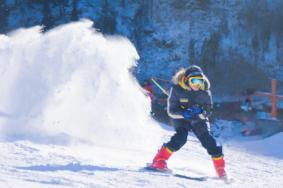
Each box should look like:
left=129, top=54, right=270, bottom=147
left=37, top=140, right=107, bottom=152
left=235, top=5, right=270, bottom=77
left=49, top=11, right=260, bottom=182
left=165, top=119, right=223, bottom=158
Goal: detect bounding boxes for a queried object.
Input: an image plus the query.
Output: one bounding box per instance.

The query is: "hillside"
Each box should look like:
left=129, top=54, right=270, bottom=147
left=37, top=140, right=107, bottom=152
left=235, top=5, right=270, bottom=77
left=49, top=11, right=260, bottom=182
left=1, top=1, right=283, bottom=96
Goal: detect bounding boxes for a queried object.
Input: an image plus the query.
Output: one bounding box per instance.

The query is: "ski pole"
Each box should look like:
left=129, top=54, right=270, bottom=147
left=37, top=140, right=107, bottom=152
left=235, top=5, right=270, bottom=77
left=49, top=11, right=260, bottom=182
left=151, top=78, right=169, bottom=96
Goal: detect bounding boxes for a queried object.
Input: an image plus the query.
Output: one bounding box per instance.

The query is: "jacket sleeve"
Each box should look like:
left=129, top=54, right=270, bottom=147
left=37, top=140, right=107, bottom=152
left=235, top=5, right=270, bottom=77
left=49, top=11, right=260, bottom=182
left=201, top=90, right=213, bottom=117
left=167, top=87, right=184, bottom=119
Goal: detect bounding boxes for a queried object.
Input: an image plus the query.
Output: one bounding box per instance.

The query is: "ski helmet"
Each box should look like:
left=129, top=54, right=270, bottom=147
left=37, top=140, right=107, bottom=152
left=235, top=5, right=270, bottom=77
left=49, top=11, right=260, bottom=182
left=184, top=65, right=203, bottom=78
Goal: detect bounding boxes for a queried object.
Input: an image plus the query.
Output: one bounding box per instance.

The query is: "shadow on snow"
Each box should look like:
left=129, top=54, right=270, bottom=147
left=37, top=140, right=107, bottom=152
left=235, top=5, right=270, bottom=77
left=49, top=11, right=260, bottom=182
left=16, top=163, right=120, bottom=172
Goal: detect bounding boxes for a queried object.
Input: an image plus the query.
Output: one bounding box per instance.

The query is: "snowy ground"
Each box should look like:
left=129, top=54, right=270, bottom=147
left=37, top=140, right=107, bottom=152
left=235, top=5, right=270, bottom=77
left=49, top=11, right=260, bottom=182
left=0, top=134, right=283, bottom=188
left=0, top=20, right=283, bottom=188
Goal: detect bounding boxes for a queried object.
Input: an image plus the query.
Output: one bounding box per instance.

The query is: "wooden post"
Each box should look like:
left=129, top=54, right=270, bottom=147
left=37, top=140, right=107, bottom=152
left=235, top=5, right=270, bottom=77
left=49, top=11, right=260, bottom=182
left=271, top=79, right=277, bottom=118
left=253, top=79, right=283, bottom=118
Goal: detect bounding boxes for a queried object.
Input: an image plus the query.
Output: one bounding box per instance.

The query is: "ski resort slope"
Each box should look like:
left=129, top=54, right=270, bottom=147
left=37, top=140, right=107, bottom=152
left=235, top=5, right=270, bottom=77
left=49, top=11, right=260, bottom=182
left=0, top=20, right=282, bottom=188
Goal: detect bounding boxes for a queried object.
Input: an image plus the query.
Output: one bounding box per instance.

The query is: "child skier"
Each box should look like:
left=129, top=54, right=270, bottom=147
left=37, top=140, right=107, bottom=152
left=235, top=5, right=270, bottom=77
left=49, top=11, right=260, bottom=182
left=149, top=65, right=227, bottom=179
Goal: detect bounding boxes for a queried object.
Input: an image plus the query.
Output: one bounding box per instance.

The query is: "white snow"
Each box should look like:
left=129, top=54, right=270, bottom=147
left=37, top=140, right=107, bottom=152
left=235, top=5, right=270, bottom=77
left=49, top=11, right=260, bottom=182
left=0, top=20, right=283, bottom=188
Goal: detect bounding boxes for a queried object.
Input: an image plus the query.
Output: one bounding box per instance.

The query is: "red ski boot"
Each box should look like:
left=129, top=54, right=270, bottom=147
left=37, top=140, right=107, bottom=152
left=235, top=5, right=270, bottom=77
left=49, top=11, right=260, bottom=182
left=150, top=146, right=173, bottom=171
left=212, top=155, right=227, bottom=179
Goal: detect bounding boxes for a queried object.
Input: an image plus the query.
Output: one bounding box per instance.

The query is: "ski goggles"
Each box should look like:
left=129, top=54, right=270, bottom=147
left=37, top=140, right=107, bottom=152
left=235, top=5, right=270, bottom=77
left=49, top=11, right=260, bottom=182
left=184, top=76, right=205, bottom=88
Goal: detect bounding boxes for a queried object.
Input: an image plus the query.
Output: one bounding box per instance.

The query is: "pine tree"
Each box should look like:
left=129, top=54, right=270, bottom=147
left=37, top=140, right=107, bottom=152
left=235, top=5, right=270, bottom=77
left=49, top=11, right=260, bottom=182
left=71, top=0, right=79, bottom=21
left=0, top=0, right=9, bottom=33
left=41, top=1, right=53, bottom=31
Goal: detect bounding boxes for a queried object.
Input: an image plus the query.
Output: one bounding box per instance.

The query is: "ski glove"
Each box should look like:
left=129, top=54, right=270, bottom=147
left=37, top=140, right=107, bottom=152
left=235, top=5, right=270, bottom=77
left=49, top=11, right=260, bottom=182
left=190, top=105, right=203, bottom=115
left=183, top=109, right=193, bottom=120
left=183, top=105, right=204, bottom=120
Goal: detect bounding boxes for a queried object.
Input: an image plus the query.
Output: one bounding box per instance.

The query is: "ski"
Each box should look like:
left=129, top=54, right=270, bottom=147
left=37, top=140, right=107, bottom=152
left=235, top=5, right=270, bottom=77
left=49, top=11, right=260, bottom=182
left=143, top=164, right=207, bottom=182
left=221, top=176, right=234, bottom=184
left=173, top=173, right=207, bottom=181
left=208, top=176, right=234, bottom=184
left=144, top=165, right=173, bottom=174
left=143, top=163, right=234, bottom=183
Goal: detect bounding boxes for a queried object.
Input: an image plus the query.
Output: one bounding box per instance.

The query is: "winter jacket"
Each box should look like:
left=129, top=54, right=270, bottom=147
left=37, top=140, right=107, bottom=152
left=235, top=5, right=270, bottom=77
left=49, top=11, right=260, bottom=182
left=166, top=68, right=212, bottom=120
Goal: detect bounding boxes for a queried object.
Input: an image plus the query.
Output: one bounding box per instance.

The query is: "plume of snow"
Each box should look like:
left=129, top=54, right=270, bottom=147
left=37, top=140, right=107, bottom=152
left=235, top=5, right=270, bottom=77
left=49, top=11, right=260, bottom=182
left=0, top=19, right=163, bottom=150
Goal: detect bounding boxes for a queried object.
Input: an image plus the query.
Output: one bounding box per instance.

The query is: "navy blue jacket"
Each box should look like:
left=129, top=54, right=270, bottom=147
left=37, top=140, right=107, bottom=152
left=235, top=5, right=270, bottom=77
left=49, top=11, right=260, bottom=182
left=167, top=84, right=212, bottom=120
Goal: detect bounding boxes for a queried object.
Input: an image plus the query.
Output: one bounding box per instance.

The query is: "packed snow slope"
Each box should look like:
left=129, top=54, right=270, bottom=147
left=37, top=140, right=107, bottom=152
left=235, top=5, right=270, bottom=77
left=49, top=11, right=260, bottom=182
left=0, top=20, right=282, bottom=188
